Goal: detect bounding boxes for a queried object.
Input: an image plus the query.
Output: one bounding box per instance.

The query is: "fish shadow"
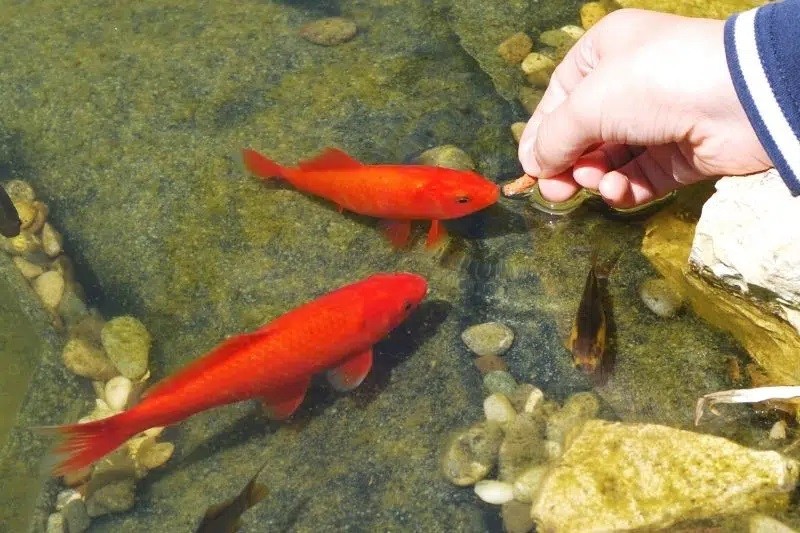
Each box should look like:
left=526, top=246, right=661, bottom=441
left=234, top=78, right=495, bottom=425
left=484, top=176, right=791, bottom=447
left=443, top=199, right=530, bottom=241
left=303, top=298, right=453, bottom=413
left=147, top=299, right=452, bottom=477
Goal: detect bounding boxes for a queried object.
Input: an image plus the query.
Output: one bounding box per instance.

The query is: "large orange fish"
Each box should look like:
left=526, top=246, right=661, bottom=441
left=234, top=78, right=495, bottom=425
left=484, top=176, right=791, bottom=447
left=39, top=272, right=428, bottom=476
left=242, top=147, right=499, bottom=249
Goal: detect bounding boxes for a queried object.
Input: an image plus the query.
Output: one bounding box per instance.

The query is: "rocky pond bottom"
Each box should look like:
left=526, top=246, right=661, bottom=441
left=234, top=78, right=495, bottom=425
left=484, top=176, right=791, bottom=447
left=1, top=0, right=798, bottom=532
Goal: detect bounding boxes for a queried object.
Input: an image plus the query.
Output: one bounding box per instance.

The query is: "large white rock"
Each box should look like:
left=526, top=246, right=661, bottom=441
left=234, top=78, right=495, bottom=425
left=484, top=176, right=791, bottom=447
left=531, top=420, right=799, bottom=532
left=689, top=170, right=800, bottom=333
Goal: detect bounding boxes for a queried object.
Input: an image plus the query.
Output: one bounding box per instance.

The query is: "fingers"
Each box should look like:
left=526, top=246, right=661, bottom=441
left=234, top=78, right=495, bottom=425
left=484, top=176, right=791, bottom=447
left=518, top=28, right=601, bottom=177
left=536, top=171, right=582, bottom=203
left=537, top=145, right=702, bottom=208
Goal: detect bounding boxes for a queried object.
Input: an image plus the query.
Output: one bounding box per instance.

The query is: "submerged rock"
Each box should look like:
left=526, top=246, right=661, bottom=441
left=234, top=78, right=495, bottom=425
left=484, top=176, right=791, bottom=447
left=101, top=316, right=151, bottom=380
left=85, top=479, right=135, bottom=517
left=441, top=422, right=504, bottom=487
left=299, top=17, right=357, bottom=46
left=642, top=177, right=800, bottom=383
left=416, top=145, right=475, bottom=171
left=690, top=171, right=800, bottom=334
left=639, top=277, right=684, bottom=318
left=62, top=337, right=119, bottom=381
left=496, top=32, right=533, bottom=65
left=461, top=321, right=514, bottom=356
left=531, top=420, right=799, bottom=531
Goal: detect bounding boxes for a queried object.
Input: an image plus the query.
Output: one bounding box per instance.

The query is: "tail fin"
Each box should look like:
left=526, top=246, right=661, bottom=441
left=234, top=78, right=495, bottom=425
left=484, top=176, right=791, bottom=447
left=34, top=413, right=135, bottom=477
left=242, top=148, right=290, bottom=180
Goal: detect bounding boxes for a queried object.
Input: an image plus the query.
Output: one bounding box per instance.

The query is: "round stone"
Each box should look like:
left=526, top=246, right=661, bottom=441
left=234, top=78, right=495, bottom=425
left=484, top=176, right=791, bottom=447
left=462, top=322, right=515, bottom=356
left=101, top=316, right=151, bottom=379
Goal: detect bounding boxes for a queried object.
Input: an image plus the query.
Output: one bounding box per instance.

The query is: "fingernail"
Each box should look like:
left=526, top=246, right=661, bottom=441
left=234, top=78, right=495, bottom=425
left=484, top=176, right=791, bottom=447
left=518, top=138, right=541, bottom=177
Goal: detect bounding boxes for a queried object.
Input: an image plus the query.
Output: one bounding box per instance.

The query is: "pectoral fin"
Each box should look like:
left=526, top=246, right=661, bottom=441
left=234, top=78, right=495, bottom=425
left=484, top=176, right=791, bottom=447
left=260, top=377, right=310, bottom=420
left=380, top=220, right=412, bottom=249
left=425, top=220, right=446, bottom=249
left=327, top=348, right=373, bottom=392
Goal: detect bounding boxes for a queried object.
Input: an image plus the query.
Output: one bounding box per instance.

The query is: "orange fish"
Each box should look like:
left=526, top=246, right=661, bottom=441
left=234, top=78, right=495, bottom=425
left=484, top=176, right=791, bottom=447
left=38, top=272, right=428, bottom=476
left=242, top=147, right=499, bottom=249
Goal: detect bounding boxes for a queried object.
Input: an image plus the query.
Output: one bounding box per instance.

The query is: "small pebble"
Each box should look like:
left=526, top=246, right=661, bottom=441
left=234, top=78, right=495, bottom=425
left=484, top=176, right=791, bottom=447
left=101, top=316, right=152, bottom=379
left=580, top=1, right=608, bottom=30
left=510, top=122, right=526, bottom=144
left=474, top=480, right=514, bottom=505
left=560, top=25, right=586, bottom=40
left=299, top=17, right=357, bottom=46
left=518, top=87, right=544, bottom=115
left=4, top=179, right=35, bottom=202
left=28, top=200, right=48, bottom=234
left=58, top=282, right=90, bottom=329
left=46, top=512, right=65, bottom=533
left=137, top=438, right=175, bottom=470
left=62, top=337, right=119, bottom=381
left=562, top=391, right=600, bottom=419
left=12, top=256, right=44, bottom=279
left=769, top=420, right=788, bottom=440
left=13, top=199, right=37, bottom=229
left=483, top=393, right=516, bottom=426
left=462, top=322, right=514, bottom=356
left=416, top=145, right=475, bottom=171
left=55, top=489, right=81, bottom=510
left=512, top=464, right=549, bottom=503
left=497, top=32, right=533, bottom=65
left=501, top=500, right=536, bottom=533
left=105, top=376, right=133, bottom=411
left=538, top=29, right=576, bottom=49
left=441, top=422, right=504, bottom=486
left=62, top=498, right=91, bottom=533
left=510, top=383, right=544, bottom=414
left=639, top=278, right=684, bottom=318
left=41, top=222, right=63, bottom=257
left=474, top=354, right=508, bottom=375
left=3, top=231, right=42, bottom=257
left=33, top=270, right=64, bottom=310
left=483, top=370, right=518, bottom=397
left=521, top=52, right=556, bottom=88
left=85, top=479, right=135, bottom=517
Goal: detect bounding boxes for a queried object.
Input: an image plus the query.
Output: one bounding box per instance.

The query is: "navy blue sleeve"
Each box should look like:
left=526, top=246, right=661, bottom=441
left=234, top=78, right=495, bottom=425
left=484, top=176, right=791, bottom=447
left=725, top=0, right=800, bottom=195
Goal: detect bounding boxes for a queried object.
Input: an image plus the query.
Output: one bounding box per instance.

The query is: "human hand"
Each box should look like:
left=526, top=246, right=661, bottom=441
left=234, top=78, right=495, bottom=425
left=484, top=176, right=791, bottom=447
left=517, top=9, right=772, bottom=208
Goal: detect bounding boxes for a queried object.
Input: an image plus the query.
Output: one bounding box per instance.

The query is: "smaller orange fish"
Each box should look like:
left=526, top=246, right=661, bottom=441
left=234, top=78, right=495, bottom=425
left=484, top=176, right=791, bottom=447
left=242, top=147, right=499, bottom=249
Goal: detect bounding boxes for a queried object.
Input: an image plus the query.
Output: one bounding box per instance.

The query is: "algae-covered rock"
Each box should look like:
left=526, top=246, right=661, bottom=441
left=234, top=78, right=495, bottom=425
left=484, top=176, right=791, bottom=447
left=641, top=183, right=800, bottom=384
left=531, top=420, right=799, bottom=531
left=690, top=171, right=800, bottom=335
left=85, top=479, right=135, bottom=517
left=101, top=316, right=151, bottom=380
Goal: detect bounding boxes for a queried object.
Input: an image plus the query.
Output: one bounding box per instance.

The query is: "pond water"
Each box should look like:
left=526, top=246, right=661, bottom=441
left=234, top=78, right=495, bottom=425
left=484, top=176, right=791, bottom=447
left=0, top=1, right=795, bottom=532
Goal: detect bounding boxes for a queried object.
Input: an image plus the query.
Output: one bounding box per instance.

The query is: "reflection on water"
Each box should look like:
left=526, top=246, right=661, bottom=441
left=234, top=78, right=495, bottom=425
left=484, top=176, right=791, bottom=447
left=0, top=0, right=795, bottom=532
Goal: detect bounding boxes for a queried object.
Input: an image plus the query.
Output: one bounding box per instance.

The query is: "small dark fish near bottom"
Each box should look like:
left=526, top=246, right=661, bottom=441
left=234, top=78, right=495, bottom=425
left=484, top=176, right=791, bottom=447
left=0, top=184, right=21, bottom=238
left=566, top=252, right=620, bottom=385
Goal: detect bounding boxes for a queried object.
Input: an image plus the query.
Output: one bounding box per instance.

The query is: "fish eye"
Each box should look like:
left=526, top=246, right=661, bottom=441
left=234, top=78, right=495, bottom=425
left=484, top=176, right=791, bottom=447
left=402, top=300, right=413, bottom=312
left=456, top=195, right=471, bottom=204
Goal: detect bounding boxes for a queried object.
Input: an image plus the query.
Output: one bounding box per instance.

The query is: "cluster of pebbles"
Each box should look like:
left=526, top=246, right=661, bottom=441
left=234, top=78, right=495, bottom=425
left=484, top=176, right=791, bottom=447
left=0, top=180, right=173, bottom=533
left=496, top=2, right=613, bottom=196
left=442, top=339, right=602, bottom=533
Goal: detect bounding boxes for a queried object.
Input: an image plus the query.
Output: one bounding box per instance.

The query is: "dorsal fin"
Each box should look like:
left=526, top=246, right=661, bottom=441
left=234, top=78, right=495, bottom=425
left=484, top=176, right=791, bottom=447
left=298, top=148, right=363, bottom=172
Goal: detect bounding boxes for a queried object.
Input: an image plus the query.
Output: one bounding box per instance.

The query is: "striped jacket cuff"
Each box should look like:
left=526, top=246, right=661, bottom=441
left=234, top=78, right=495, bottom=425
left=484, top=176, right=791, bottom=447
left=725, top=2, right=800, bottom=195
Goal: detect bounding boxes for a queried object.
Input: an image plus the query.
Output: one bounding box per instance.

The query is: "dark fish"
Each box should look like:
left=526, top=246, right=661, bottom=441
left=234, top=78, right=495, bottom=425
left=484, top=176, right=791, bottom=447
left=196, top=462, right=269, bottom=533
left=567, top=253, right=617, bottom=379
left=0, top=184, right=21, bottom=238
